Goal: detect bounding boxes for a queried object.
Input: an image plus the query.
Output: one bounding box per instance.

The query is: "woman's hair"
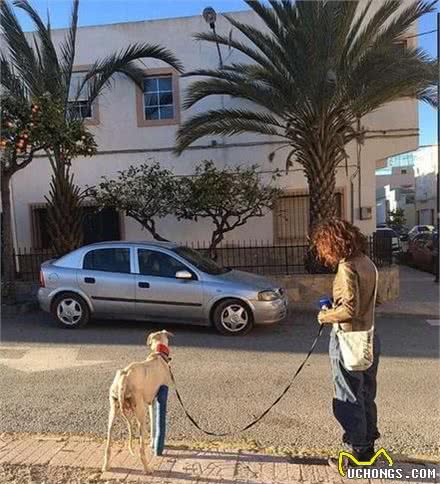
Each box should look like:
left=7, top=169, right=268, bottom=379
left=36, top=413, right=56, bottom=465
left=311, top=219, right=368, bottom=268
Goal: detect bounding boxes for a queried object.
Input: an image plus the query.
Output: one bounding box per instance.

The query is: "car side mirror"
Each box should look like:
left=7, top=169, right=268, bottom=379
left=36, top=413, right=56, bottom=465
left=175, top=270, right=193, bottom=280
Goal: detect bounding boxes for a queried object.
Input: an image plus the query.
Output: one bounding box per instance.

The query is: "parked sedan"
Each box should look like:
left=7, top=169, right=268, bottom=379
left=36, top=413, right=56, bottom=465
left=407, top=232, right=438, bottom=274
left=38, top=242, right=288, bottom=335
left=406, top=225, right=435, bottom=240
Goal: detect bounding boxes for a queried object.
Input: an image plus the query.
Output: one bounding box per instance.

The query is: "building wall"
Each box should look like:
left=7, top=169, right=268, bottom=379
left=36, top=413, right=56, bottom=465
left=376, top=167, right=415, bottom=191
left=9, top=8, right=419, bottom=248
left=415, top=145, right=438, bottom=226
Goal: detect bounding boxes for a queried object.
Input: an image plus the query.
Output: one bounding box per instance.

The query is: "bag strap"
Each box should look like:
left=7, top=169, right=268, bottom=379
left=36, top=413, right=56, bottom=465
left=371, top=260, right=379, bottom=331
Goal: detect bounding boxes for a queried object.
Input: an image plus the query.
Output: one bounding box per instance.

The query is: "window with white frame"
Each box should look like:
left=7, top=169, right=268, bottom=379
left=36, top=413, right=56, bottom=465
left=143, top=75, right=174, bottom=120
left=68, top=72, right=92, bottom=119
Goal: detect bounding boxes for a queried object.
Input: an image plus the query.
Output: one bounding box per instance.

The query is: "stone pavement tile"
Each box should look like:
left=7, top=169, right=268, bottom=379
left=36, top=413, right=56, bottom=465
left=8, top=438, right=47, bottom=465
left=0, top=437, right=12, bottom=451
left=48, top=439, right=81, bottom=466
left=74, top=441, right=103, bottom=468
left=0, top=438, right=35, bottom=464
left=307, top=463, right=343, bottom=483
left=101, top=447, right=137, bottom=482
left=28, top=439, right=66, bottom=465
left=63, top=441, right=92, bottom=467
left=168, top=450, right=238, bottom=482
left=235, top=452, right=288, bottom=482
left=0, top=438, right=25, bottom=463
left=285, top=463, right=302, bottom=483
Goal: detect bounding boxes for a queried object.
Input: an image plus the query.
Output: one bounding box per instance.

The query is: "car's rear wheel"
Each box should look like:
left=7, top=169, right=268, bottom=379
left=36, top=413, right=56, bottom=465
left=52, top=292, right=90, bottom=329
left=212, top=299, right=253, bottom=336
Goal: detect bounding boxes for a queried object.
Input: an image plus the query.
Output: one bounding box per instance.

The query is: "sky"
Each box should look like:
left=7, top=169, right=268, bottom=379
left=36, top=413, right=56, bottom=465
left=14, top=0, right=438, bottom=147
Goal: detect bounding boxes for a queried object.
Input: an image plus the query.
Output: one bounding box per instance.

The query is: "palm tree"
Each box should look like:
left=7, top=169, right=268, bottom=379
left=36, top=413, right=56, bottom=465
left=1, top=0, right=182, bottom=254
left=175, top=0, right=437, bottom=232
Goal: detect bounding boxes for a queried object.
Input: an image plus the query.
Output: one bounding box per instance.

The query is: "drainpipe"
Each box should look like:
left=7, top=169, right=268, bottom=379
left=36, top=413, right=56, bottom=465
left=357, top=118, right=362, bottom=223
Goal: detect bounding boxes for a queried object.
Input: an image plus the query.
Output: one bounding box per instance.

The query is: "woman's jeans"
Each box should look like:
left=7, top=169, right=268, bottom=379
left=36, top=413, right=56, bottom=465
left=329, top=328, right=381, bottom=455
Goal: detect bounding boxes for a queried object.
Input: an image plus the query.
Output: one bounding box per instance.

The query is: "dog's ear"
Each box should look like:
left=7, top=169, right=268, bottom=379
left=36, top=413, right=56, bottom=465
left=162, top=330, right=174, bottom=338
left=146, top=332, right=155, bottom=346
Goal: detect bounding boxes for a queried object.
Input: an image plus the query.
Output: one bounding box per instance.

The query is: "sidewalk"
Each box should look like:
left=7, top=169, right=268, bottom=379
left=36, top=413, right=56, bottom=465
left=0, top=434, right=438, bottom=483
left=377, top=265, right=439, bottom=319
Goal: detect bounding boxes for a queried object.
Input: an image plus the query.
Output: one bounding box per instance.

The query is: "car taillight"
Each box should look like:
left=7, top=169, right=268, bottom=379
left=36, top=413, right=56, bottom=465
left=39, top=271, right=45, bottom=288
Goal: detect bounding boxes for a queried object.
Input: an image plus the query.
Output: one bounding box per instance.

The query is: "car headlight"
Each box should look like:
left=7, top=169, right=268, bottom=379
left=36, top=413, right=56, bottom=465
left=258, top=290, right=281, bottom=301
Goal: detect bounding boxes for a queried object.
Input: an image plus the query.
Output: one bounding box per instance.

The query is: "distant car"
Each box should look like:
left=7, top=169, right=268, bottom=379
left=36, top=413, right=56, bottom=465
left=407, top=232, right=438, bottom=273
left=407, top=225, right=435, bottom=240
left=38, top=241, right=288, bottom=335
left=375, top=228, right=400, bottom=253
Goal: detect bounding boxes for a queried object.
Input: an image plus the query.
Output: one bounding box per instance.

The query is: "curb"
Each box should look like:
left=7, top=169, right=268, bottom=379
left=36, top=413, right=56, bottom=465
left=376, top=311, right=439, bottom=320
left=288, top=304, right=439, bottom=321
left=1, top=301, right=39, bottom=316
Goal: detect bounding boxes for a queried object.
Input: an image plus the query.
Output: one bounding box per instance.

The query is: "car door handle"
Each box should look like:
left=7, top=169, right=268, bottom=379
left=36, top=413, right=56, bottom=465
left=138, top=282, right=150, bottom=289
left=84, top=277, right=95, bottom=284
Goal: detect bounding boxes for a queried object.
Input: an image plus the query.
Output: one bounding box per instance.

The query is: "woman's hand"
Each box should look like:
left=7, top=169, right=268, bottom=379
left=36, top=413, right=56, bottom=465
left=318, top=310, right=329, bottom=325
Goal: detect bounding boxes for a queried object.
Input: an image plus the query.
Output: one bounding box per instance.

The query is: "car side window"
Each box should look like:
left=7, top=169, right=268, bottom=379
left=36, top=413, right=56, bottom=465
left=138, top=249, right=192, bottom=278
left=83, top=248, right=131, bottom=273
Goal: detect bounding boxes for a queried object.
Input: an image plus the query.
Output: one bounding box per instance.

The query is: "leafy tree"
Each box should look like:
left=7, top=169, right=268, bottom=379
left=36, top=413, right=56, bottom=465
left=0, top=92, right=95, bottom=293
left=90, top=162, right=178, bottom=242
left=175, top=0, right=437, bottom=234
left=176, top=160, right=281, bottom=254
left=387, top=208, right=407, bottom=230
left=1, top=0, right=182, bottom=254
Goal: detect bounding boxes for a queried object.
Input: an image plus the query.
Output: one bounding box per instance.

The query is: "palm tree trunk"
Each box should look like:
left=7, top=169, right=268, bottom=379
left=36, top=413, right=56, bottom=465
left=1, top=172, right=16, bottom=301
left=307, top=169, right=337, bottom=231
left=46, top=160, right=84, bottom=256
left=305, top=165, right=337, bottom=273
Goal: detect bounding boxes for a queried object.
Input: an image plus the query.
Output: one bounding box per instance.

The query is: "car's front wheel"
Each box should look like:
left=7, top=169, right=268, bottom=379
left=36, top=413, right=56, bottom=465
left=52, top=292, right=90, bottom=329
left=212, top=299, right=253, bottom=335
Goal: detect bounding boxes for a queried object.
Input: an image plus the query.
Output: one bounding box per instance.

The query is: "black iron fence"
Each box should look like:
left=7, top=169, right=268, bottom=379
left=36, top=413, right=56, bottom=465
left=9, top=248, right=57, bottom=282
left=7, top=236, right=392, bottom=282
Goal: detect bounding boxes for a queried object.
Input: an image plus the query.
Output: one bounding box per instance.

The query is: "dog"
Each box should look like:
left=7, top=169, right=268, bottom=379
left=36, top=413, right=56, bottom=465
left=102, top=330, right=173, bottom=473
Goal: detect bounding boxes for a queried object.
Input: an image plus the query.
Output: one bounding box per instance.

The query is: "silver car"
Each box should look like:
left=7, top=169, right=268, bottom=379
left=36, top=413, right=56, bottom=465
left=38, top=241, right=288, bottom=335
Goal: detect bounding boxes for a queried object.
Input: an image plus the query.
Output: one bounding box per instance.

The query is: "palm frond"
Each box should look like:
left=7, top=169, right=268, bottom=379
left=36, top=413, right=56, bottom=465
left=179, top=0, right=435, bottom=157
left=193, top=31, right=276, bottom=74
left=0, top=54, right=27, bottom=98
left=60, top=0, right=80, bottom=110
left=79, top=42, right=183, bottom=108
left=175, top=109, right=286, bottom=155
left=13, top=0, right=61, bottom=96
left=0, top=0, right=40, bottom=94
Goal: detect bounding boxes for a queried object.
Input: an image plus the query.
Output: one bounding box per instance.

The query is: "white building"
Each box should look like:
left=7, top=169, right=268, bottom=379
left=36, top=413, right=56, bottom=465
left=376, top=152, right=416, bottom=227
left=8, top=9, right=420, bottom=249
left=414, top=145, right=438, bottom=225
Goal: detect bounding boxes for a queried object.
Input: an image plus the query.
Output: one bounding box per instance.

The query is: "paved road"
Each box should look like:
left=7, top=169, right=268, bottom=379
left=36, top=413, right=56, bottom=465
left=0, top=311, right=439, bottom=459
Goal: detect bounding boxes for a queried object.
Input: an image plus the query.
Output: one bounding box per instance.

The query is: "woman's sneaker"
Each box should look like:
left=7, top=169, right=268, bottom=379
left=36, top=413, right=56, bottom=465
left=328, top=447, right=375, bottom=474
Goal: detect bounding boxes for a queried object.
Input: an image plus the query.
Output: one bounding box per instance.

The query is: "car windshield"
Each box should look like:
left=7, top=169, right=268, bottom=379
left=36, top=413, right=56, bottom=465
left=172, top=247, right=230, bottom=275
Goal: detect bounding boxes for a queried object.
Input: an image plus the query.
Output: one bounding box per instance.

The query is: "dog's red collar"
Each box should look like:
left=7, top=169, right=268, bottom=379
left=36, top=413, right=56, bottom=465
left=155, top=343, right=170, bottom=356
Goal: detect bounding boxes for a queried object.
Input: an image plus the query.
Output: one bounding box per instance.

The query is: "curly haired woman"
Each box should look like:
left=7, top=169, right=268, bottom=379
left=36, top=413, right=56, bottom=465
left=312, top=219, right=380, bottom=469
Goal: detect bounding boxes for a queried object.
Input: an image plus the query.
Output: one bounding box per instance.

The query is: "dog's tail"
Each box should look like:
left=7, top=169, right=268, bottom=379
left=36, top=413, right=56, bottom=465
left=118, top=369, right=135, bottom=456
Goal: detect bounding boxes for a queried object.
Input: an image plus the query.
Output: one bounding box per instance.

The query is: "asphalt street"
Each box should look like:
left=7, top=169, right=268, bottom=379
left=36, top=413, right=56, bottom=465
left=0, top=310, right=439, bottom=459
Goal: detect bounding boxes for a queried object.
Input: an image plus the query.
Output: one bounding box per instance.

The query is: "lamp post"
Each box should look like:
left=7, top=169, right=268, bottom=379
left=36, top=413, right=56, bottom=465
left=203, top=7, right=224, bottom=69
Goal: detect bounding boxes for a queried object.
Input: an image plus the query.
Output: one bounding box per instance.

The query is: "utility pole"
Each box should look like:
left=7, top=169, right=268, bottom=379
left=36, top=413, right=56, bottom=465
left=435, top=12, right=439, bottom=283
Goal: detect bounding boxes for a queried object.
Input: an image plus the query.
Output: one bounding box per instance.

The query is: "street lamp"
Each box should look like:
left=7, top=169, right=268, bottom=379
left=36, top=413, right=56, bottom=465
left=202, top=7, right=224, bottom=69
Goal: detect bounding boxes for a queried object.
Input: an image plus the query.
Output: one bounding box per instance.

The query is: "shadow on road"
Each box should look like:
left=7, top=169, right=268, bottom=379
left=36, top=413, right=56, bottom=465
left=1, top=310, right=438, bottom=359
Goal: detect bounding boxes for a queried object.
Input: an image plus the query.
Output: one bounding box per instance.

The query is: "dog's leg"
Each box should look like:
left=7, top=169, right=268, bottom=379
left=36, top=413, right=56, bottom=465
left=133, top=399, right=149, bottom=473
left=102, top=398, right=117, bottom=472
left=149, top=403, right=155, bottom=449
